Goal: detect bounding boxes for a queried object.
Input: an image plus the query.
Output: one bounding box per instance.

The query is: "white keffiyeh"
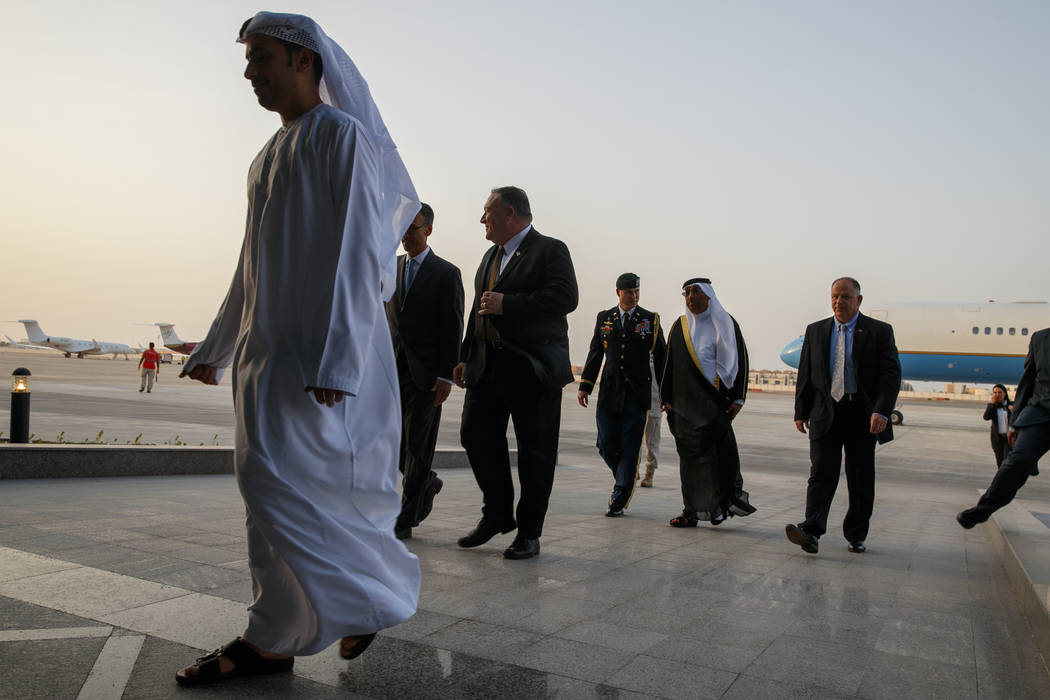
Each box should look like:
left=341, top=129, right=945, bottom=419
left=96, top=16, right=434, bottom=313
left=238, top=11, right=419, bottom=301
left=684, top=280, right=739, bottom=389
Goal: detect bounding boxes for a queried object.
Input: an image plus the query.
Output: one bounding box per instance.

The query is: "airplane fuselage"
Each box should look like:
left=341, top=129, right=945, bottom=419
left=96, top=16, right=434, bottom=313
left=18, top=320, right=135, bottom=359
left=780, top=302, right=1048, bottom=386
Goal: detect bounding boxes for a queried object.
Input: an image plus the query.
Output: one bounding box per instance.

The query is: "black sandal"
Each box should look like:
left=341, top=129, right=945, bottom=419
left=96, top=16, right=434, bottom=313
left=669, top=515, right=699, bottom=528
left=175, top=638, right=293, bottom=686
left=339, top=633, right=377, bottom=660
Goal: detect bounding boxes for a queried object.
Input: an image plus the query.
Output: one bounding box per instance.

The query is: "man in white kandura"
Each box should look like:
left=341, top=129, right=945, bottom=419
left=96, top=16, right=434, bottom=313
left=176, top=12, right=421, bottom=686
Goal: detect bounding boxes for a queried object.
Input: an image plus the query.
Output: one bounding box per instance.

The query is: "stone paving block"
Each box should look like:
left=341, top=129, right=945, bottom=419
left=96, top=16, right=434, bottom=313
left=166, top=543, right=246, bottom=566
left=103, top=592, right=244, bottom=650
left=721, top=672, right=858, bottom=699
left=856, top=649, right=978, bottom=699
left=295, top=636, right=485, bottom=698
left=471, top=595, right=610, bottom=635
left=643, top=631, right=768, bottom=674
left=460, top=663, right=660, bottom=700
left=381, top=609, right=460, bottom=642
left=420, top=619, right=543, bottom=660
left=743, top=634, right=872, bottom=695
left=204, top=579, right=255, bottom=605
left=607, top=654, right=737, bottom=700
left=0, top=546, right=79, bottom=583
left=552, top=619, right=667, bottom=654
left=13, top=532, right=100, bottom=555
left=875, top=618, right=973, bottom=667
left=1, top=637, right=107, bottom=700
left=0, top=565, right=186, bottom=618
left=976, top=653, right=1050, bottom=700
left=0, top=595, right=105, bottom=631
left=512, top=636, right=637, bottom=685
left=144, top=562, right=249, bottom=592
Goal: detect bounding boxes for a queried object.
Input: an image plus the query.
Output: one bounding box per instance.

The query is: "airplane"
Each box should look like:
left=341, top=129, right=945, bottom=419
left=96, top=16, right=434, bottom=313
left=155, top=323, right=199, bottom=355
left=780, top=301, right=1050, bottom=425
left=18, top=320, right=136, bottom=359
left=4, top=335, right=52, bottom=351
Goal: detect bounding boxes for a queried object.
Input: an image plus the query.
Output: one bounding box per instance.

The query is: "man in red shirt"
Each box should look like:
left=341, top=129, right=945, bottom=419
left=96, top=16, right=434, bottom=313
left=138, top=342, right=161, bottom=393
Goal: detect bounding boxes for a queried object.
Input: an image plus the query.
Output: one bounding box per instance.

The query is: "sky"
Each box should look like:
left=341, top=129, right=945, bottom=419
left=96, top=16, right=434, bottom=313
left=2, top=0, right=1048, bottom=370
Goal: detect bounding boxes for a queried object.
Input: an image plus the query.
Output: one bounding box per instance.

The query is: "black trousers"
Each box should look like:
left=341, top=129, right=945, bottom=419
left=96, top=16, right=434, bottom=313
left=991, top=433, right=1010, bottom=468
left=397, top=375, right=442, bottom=529
left=670, top=413, right=745, bottom=522
left=803, top=398, right=877, bottom=541
left=965, top=422, right=1049, bottom=523
left=460, top=348, right=563, bottom=539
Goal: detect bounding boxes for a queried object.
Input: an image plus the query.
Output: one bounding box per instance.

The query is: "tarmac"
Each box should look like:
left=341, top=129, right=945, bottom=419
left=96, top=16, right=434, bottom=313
left=1, top=347, right=1050, bottom=698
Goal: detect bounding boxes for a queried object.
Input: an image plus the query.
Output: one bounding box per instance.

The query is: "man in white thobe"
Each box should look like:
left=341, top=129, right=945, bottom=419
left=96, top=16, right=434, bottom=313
left=176, top=12, right=420, bottom=686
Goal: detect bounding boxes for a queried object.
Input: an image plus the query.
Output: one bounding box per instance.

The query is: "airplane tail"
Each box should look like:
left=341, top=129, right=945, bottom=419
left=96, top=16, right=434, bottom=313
left=18, top=320, right=47, bottom=343
left=156, top=323, right=184, bottom=346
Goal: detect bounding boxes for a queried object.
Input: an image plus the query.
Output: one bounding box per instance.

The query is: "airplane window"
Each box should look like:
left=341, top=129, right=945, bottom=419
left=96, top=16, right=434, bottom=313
left=972, top=327, right=979, bottom=334
left=1023, top=328, right=1029, bottom=336
left=984, top=327, right=991, bottom=335
left=997, top=327, right=1003, bottom=335
left=1010, top=328, right=1016, bottom=335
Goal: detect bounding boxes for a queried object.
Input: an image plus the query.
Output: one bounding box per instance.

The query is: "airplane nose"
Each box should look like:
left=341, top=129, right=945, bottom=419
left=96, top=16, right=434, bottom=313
left=780, top=336, right=803, bottom=368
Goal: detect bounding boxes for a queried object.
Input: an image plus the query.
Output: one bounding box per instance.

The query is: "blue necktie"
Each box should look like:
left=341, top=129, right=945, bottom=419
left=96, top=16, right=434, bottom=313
left=404, top=258, right=416, bottom=291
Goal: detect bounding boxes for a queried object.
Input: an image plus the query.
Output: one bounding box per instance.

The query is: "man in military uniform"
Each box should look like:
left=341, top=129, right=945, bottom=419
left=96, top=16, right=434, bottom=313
left=578, top=273, right=667, bottom=516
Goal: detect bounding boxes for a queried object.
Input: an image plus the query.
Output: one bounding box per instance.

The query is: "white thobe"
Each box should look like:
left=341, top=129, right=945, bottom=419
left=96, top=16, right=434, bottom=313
left=185, top=103, right=420, bottom=656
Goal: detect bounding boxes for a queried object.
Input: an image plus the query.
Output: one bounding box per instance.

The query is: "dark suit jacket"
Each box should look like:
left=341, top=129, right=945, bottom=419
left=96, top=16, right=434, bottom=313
left=579, top=305, right=667, bottom=411
left=793, top=313, right=901, bottom=444
left=983, top=401, right=1013, bottom=437
left=659, top=314, right=749, bottom=428
left=1011, top=328, right=1050, bottom=429
left=385, top=249, right=464, bottom=391
left=460, top=228, right=578, bottom=388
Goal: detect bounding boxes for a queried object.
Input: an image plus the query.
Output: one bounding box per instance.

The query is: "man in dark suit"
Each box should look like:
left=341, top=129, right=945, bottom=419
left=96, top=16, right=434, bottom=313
left=578, top=272, right=666, bottom=516
left=452, top=186, right=578, bottom=559
left=385, top=203, right=464, bottom=540
left=786, top=277, right=901, bottom=554
left=959, top=328, right=1050, bottom=528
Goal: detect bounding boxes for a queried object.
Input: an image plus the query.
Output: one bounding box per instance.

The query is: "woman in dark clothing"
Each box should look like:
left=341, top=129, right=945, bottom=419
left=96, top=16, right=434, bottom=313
left=983, top=384, right=1013, bottom=467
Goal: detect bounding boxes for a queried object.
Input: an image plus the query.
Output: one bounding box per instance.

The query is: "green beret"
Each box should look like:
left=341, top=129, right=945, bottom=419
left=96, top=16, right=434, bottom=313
left=616, top=272, right=639, bottom=290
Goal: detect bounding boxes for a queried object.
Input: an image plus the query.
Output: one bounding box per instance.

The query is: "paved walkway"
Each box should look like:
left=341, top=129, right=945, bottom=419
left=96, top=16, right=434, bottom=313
left=2, top=458, right=1049, bottom=699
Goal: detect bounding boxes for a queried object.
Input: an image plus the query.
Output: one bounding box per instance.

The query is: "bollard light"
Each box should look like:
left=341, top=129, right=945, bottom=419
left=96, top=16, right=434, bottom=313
left=12, top=368, right=30, bottom=393
left=10, top=367, right=31, bottom=443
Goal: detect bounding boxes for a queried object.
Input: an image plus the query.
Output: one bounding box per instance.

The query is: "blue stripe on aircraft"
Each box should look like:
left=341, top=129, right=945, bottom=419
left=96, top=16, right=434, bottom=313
left=896, top=353, right=1024, bottom=384
left=779, top=336, right=1024, bottom=385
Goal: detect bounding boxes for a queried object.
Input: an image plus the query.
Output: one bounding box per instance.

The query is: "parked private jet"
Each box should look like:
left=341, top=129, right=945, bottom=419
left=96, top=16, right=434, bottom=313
left=779, top=301, right=1049, bottom=424
left=155, top=323, right=199, bottom=355
left=18, top=320, right=136, bottom=359
left=4, top=335, right=51, bottom=351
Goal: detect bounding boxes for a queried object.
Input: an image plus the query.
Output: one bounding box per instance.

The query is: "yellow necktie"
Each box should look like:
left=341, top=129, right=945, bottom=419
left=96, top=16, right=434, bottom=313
left=485, top=247, right=505, bottom=341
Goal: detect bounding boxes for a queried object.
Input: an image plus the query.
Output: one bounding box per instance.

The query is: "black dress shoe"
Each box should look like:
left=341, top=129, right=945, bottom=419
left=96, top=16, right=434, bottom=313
left=503, top=535, right=540, bottom=560
left=457, top=518, right=515, bottom=548
left=956, top=509, right=981, bottom=530
left=785, top=523, right=819, bottom=554
left=606, top=505, right=624, bottom=517
left=418, top=476, right=443, bottom=522
left=847, top=541, right=866, bottom=553
left=394, top=524, right=411, bottom=540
